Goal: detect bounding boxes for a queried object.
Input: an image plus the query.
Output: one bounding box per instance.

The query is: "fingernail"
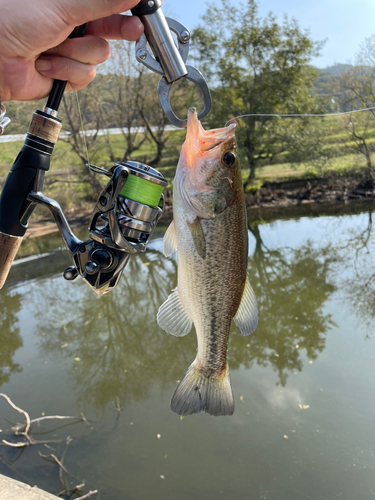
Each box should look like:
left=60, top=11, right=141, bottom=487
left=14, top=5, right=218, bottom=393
left=36, top=59, right=52, bottom=72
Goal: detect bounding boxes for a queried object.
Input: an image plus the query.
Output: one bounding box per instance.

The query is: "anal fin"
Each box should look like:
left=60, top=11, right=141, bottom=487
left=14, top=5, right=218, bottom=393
left=157, top=288, right=192, bottom=337
left=234, top=277, right=258, bottom=336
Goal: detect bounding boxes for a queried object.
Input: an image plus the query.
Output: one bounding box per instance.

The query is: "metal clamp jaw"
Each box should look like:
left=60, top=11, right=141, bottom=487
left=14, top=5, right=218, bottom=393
left=132, top=0, right=212, bottom=128
left=0, top=103, right=11, bottom=135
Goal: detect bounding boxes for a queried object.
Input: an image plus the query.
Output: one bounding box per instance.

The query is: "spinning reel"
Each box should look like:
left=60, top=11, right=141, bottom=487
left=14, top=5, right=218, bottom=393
left=63, top=161, right=166, bottom=295
left=31, top=160, right=167, bottom=296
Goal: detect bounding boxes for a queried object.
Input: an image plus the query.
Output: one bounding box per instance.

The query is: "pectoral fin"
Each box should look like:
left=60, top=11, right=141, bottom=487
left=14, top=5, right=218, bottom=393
left=163, top=220, right=178, bottom=257
left=187, top=219, right=206, bottom=259
left=157, top=288, right=192, bottom=337
left=234, top=277, right=258, bottom=336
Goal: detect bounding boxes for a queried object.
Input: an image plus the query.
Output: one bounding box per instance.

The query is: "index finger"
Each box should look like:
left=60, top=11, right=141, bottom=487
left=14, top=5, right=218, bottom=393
left=85, top=14, right=143, bottom=41
left=54, top=0, right=141, bottom=26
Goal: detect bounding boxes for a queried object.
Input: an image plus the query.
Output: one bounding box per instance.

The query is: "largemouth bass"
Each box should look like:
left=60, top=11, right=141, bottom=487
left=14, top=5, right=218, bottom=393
left=157, top=108, right=258, bottom=416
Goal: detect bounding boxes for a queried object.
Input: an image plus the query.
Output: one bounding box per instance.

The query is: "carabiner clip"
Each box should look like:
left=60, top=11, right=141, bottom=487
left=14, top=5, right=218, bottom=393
left=0, top=103, right=11, bottom=135
left=132, top=0, right=212, bottom=128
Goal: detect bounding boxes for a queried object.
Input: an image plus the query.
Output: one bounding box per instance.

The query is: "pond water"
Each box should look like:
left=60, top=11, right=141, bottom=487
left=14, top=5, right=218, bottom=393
left=0, top=201, right=375, bottom=500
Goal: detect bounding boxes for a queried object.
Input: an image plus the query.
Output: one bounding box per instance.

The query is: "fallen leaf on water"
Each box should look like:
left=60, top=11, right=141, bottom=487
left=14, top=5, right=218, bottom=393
left=274, top=353, right=279, bottom=357
left=157, top=434, right=161, bottom=439
left=164, top=454, right=168, bottom=459
left=61, top=343, right=68, bottom=348
left=176, top=380, right=180, bottom=383
left=246, top=344, right=250, bottom=347
left=295, top=344, right=299, bottom=349
left=180, top=409, right=194, bottom=420
left=291, top=430, right=296, bottom=433
left=298, top=404, right=310, bottom=410
left=283, top=435, right=289, bottom=440
left=160, top=475, right=165, bottom=480
left=295, top=317, right=299, bottom=320
left=142, top=262, right=151, bottom=266
left=308, top=360, right=313, bottom=364
left=240, top=396, right=244, bottom=401
left=74, top=357, right=81, bottom=362
left=41, top=412, right=45, bottom=416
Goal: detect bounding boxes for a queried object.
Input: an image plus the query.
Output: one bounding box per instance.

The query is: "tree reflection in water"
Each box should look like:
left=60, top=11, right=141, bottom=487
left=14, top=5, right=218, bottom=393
left=34, top=250, right=198, bottom=411
left=0, top=289, right=23, bottom=386
left=337, top=207, right=375, bottom=337
left=33, top=223, right=341, bottom=411
left=235, top=225, right=337, bottom=386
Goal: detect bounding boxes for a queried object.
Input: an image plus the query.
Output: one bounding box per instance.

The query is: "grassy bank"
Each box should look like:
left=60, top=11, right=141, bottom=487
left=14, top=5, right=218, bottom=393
left=1, top=116, right=374, bottom=219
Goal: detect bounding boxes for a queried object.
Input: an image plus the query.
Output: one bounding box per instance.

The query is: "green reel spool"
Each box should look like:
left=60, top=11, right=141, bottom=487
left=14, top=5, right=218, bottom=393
left=119, top=161, right=167, bottom=207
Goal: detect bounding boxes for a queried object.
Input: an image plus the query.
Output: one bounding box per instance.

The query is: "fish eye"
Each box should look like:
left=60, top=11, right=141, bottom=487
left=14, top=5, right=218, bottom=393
left=222, top=152, right=236, bottom=166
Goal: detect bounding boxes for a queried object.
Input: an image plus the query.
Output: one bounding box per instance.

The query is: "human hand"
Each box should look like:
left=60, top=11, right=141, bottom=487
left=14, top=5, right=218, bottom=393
left=0, top=0, right=144, bottom=102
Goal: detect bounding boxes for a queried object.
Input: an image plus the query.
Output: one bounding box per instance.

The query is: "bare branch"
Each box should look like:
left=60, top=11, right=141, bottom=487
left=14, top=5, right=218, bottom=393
left=2, top=439, right=29, bottom=448
left=38, top=452, right=70, bottom=475
left=79, top=490, right=99, bottom=499
left=0, top=393, right=31, bottom=436
left=30, top=415, right=81, bottom=426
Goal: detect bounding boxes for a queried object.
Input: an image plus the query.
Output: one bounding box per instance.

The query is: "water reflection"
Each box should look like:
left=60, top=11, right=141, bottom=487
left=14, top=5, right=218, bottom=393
left=0, top=290, right=23, bottom=386
left=337, top=208, right=375, bottom=337
left=31, top=221, right=342, bottom=410
left=34, top=250, right=198, bottom=410
left=234, top=225, right=337, bottom=385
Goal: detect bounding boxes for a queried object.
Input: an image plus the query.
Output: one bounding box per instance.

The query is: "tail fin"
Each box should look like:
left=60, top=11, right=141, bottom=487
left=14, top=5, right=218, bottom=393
left=170, top=362, right=234, bottom=417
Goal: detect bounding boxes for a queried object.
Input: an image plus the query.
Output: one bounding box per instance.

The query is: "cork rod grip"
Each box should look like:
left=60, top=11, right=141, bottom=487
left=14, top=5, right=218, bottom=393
left=0, top=232, right=23, bottom=288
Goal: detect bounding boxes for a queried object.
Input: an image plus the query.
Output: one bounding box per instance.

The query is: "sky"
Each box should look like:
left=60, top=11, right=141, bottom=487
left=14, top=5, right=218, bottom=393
left=164, top=0, right=375, bottom=68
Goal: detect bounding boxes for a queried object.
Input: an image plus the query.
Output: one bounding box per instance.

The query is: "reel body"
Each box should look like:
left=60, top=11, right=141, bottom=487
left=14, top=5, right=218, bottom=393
left=79, top=161, right=167, bottom=295
left=29, top=160, right=167, bottom=296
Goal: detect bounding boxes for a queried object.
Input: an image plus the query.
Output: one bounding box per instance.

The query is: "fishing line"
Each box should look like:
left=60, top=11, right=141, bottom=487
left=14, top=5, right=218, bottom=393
left=120, top=174, right=165, bottom=207
left=226, top=106, right=375, bottom=126
left=75, top=90, right=90, bottom=165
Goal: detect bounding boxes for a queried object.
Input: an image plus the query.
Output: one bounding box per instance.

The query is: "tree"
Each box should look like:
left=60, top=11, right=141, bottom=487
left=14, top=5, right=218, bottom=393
left=100, top=41, right=150, bottom=163
left=60, top=82, right=105, bottom=195
left=192, top=0, right=325, bottom=186
left=340, top=36, right=375, bottom=179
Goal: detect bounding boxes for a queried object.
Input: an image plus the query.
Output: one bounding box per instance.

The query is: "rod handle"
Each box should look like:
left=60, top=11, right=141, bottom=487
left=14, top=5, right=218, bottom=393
left=45, top=23, right=87, bottom=112
left=0, top=232, right=22, bottom=289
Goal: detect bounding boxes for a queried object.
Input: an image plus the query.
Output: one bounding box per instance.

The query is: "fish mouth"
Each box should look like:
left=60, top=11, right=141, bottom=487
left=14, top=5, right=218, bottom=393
left=186, top=108, right=236, bottom=154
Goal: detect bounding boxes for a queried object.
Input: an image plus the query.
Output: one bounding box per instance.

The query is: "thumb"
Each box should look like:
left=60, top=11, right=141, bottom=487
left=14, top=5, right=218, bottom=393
left=54, top=0, right=141, bottom=26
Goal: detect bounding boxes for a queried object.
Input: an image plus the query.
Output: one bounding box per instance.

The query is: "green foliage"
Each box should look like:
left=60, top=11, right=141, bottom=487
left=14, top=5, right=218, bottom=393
left=337, top=36, right=375, bottom=177
left=192, top=0, right=326, bottom=184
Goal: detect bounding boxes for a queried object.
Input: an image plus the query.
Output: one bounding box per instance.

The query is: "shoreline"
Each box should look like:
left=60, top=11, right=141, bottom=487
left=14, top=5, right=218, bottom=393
left=26, top=176, right=375, bottom=239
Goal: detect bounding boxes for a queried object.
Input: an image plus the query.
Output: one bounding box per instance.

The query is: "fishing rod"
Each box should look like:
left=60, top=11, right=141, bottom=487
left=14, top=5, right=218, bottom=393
left=0, top=1, right=212, bottom=295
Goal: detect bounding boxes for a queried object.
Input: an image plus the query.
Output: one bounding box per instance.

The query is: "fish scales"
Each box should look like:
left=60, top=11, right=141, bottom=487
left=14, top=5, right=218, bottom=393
left=175, top=187, right=247, bottom=375
left=157, top=108, right=258, bottom=416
